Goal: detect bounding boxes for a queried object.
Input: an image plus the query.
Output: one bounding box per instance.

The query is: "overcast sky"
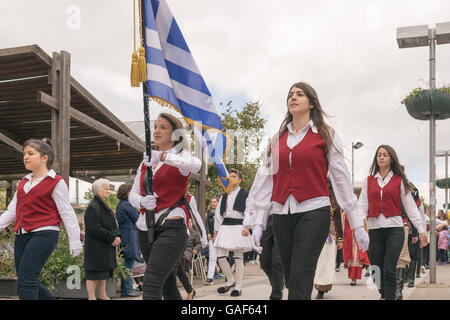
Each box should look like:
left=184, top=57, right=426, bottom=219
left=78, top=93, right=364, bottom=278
left=1, top=0, right=450, bottom=208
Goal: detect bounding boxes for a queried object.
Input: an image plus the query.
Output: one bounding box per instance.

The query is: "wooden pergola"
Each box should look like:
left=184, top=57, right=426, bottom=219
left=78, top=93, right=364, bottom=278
left=0, top=44, right=208, bottom=217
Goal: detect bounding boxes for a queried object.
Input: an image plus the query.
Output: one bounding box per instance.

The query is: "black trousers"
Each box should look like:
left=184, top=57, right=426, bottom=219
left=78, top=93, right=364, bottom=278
left=272, top=206, right=330, bottom=300
left=368, top=227, right=404, bottom=300
left=176, top=260, right=192, bottom=294
left=260, top=215, right=284, bottom=300
left=138, top=219, right=188, bottom=300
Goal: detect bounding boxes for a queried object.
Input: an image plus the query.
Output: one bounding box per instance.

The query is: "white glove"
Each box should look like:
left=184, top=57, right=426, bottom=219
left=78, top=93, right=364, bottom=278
left=140, top=193, right=158, bottom=211
left=252, top=225, right=263, bottom=248
left=69, top=242, right=83, bottom=257
left=250, top=235, right=263, bottom=254
left=70, top=248, right=82, bottom=257
left=354, top=227, right=370, bottom=252
left=143, top=150, right=161, bottom=167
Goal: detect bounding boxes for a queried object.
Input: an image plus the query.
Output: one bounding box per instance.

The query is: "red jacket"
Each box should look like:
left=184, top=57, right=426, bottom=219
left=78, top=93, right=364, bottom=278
left=15, top=175, right=64, bottom=232
left=367, top=174, right=402, bottom=218
left=271, top=129, right=329, bottom=205
left=139, top=163, right=189, bottom=214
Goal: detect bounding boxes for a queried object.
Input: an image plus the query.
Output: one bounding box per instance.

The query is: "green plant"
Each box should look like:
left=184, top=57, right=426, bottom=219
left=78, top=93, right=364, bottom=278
left=0, top=226, right=16, bottom=278
left=402, top=87, right=423, bottom=103
left=402, top=86, right=450, bottom=103
left=40, top=228, right=130, bottom=291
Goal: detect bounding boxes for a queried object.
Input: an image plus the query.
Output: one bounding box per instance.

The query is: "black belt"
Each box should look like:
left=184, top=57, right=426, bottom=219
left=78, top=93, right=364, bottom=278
left=222, top=218, right=243, bottom=226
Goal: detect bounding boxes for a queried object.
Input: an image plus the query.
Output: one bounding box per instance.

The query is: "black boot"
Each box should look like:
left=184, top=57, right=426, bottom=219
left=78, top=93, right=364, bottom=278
left=395, top=268, right=405, bottom=300
left=407, top=260, right=417, bottom=288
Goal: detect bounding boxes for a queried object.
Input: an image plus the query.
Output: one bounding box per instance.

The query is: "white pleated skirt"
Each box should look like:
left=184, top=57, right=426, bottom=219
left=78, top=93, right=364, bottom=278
left=213, top=225, right=253, bottom=252
left=314, top=239, right=337, bottom=286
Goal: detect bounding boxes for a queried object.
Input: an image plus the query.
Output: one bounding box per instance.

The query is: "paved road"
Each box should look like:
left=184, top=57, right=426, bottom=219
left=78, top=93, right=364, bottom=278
left=189, top=262, right=450, bottom=300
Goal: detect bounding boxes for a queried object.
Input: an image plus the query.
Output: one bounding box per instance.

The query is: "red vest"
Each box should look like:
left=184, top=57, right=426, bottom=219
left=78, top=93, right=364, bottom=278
left=15, top=175, right=64, bottom=232
left=271, top=129, right=329, bottom=205
left=139, top=163, right=189, bottom=214
left=367, top=174, right=402, bottom=218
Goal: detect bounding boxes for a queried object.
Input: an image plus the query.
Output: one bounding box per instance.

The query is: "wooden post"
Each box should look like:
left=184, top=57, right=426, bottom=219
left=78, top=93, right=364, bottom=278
left=58, top=51, right=71, bottom=183
left=50, top=52, right=60, bottom=173
left=5, top=180, right=12, bottom=208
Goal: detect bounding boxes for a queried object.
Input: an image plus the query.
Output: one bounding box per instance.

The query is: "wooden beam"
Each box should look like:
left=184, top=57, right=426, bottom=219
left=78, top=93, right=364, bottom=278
left=37, top=91, right=146, bottom=153
left=73, top=169, right=137, bottom=177
left=70, top=78, right=144, bottom=144
left=0, top=132, right=22, bottom=154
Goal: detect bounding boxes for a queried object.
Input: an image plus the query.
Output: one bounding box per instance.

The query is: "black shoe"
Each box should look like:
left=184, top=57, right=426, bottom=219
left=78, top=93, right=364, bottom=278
left=230, top=289, right=242, bottom=297
left=218, top=283, right=235, bottom=294
left=316, top=291, right=325, bottom=299
left=121, top=291, right=142, bottom=297
left=204, top=278, right=213, bottom=285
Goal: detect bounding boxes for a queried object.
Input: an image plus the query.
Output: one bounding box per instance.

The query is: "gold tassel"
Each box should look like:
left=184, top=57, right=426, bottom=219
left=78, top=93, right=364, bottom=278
left=131, top=50, right=140, bottom=87
left=138, top=46, right=147, bottom=82
left=130, top=0, right=139, bottom=87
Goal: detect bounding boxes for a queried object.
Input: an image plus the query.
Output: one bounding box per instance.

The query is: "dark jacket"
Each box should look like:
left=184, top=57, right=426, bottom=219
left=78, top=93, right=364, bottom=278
left=184, top=228, right=202, bottom=262
left=84, top=196, right=120, bottom=271
left=205, top=209, right=215, bottom=237
left=116, top=199, right=141, bottom=260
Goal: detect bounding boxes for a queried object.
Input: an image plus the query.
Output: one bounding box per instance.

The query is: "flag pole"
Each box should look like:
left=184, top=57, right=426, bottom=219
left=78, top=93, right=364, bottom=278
left=140, top=0, right=155, bottom=244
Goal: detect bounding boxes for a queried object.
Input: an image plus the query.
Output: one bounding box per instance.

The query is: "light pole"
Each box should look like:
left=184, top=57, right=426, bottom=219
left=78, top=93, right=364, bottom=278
left=352, top=141, right=364, bottom=187
left=437, top=150, right=449, bottom=214
left=397, top=21, right=450, bottom=283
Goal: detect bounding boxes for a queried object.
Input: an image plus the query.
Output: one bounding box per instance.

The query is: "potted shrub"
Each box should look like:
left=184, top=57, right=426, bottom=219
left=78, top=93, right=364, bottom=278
left=0, top=226, right=18, bottom=298
left=40, top=228, right=130, bottom=299
left=403, top=86, right=450, bottom=120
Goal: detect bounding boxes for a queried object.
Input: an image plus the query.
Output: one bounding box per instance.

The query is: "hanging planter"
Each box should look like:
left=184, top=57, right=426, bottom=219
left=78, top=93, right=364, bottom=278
left=437, top=178, right=450, bottom=189
left=403, top=87, right=450, bottom=120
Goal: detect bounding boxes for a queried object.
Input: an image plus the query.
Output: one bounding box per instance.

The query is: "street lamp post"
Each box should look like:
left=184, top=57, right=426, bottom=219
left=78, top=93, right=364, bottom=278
left=352, top=141, right=364, bottom=187
left=437, top=150, right=450, bottom=213
left=397, top=21, right=450, bottom=283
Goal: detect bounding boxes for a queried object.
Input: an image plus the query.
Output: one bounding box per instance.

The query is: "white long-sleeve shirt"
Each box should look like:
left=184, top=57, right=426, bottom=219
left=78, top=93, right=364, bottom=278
left=129, top=148, right=201, bottom=231
left=244, top=120, right=364, bottom=230
left=0, top=170, right=82, bottom=251
left=358, top=171, right=425, bottom=233
left=215, top=186, right=245, bottom=232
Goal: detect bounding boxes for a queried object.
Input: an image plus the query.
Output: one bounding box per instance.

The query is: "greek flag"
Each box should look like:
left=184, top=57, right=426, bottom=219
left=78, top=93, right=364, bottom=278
left=142, top=0, right=230, bottom=192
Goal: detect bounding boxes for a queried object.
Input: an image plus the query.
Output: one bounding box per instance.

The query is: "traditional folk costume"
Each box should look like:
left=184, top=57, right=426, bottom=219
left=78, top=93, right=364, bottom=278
left=314, top=206, right=344, bottom=298
left=0, top=170, right=81, bottom=300
left=214, top=186, right=252, bottom=297
left=129, top=148, right=206, bottom=300
left=359, top=171, right=425, bottom=300
left=248, top=121, right=366, bottom=300
left=342, top=212, right=370, bottom=282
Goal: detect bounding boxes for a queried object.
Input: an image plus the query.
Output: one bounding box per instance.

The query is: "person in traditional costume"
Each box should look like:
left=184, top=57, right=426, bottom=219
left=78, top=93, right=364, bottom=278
left=248, top=82, right=369, bottom=300
left=0, top=138, right=81, bottom=300
left=129, top=113, right=205, bottom=300
left=213, top=169, right=252, bottom=297
left=358, top=145, right=427, bottom=300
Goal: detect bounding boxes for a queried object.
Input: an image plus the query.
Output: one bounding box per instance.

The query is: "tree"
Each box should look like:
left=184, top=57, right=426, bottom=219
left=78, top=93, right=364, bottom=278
left=189, top=100, right=267, bottom=207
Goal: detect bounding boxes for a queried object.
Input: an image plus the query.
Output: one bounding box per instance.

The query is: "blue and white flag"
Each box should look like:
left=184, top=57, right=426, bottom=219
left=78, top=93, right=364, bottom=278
left=142, top=0, right=230, bottom=192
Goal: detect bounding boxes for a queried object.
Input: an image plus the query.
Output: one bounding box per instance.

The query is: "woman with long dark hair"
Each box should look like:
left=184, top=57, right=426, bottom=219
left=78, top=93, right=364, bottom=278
left=358, top=145, right=427, bottom=300
left=247, top=82, right=369, bottom=300
left=129, top=113, right=205, bottom=300
left=0, top=138, right=81, bottom=300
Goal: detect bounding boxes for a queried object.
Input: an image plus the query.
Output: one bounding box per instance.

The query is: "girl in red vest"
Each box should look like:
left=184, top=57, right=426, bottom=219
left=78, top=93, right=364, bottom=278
left=358, top=145, right=427, bottom=300
left=247, top=82, right=369, bottom=300
left=0, top=138, right=81, bottom=300
left=129, top=113, right=203, bottom=300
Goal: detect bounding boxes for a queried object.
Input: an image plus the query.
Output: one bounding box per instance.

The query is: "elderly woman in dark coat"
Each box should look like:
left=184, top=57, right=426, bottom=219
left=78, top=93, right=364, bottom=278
left=84, top=178, right=121, bottom=300
left=116, top=183, right=142, bottom=297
